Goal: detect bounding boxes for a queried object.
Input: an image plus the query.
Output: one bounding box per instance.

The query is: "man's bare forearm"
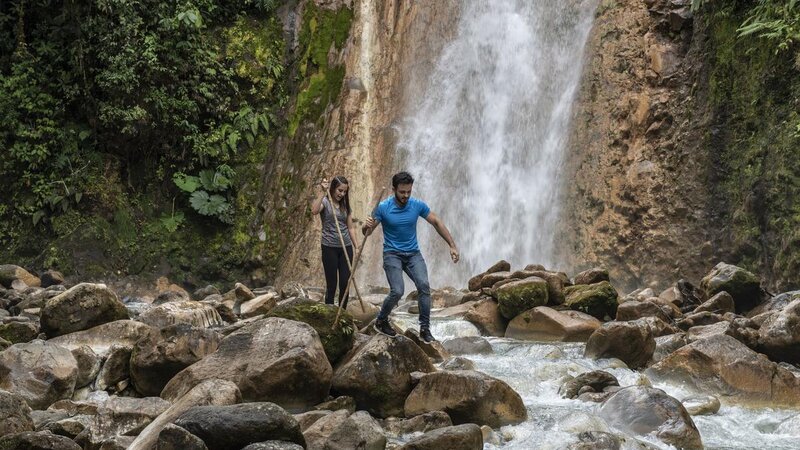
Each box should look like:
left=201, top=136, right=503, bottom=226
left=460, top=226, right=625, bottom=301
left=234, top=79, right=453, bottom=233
left=433, top=220, right=456, bottom=249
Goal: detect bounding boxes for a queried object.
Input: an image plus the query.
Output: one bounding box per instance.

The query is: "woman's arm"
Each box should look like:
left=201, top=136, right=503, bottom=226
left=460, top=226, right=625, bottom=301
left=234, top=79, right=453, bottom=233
left=347, top=214, right=358, bottom=252
left=309, top=179, right=328, bottom=215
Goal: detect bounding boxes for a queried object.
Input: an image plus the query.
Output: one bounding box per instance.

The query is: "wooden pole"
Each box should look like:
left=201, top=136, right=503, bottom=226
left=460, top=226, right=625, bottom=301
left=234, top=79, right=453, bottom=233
left=325, top=188, right=366, bottom=313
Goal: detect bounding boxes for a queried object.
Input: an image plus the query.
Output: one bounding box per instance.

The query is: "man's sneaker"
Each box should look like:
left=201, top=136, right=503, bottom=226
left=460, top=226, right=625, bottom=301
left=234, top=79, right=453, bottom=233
left=374, top=319, right=397, bottom=337
left=420, top=328, right=436, bottom=343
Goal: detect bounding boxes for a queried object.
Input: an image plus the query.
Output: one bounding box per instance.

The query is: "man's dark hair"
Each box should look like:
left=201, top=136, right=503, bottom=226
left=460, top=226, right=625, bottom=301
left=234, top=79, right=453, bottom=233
left=392, top=171, right=414, bottom=188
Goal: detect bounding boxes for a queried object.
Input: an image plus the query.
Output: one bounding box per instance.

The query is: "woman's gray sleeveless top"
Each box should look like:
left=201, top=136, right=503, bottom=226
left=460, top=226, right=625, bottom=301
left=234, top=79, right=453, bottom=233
left=321, top=196, right=352, bottom=248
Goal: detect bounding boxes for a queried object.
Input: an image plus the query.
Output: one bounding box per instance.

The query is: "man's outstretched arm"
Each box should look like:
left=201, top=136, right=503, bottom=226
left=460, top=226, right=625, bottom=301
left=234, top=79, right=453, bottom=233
left=424, top=211, right=459, bottom=263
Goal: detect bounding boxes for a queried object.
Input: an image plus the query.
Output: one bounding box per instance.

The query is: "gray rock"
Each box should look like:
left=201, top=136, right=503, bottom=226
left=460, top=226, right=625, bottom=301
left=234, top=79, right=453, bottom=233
left=161, top=318, right=332, bottom=412
left=48, top=320, right=151, bottom=357
left=331, top=334, right=434, bottom=418
left=441, top=336, right=493, bottom=355
left=573, top=268, right=609, bottom=285
left=758, top=298, right=800, bottom=364
left=694, top=291, right=736, bottom=315
left=559, top=370, right=619, bottom=400
left=323, top=410, right=385, bottom=450
left=405, top=370, right=526, bottom=427
left=0, top=320, right=39, bottom=344
left=505, top=306, right=600, bottom=342
left=0, top=265, right=41, bottom=288
left=154, top=424, right=208, bottom=450
left=128, top=379, right=240, bottom=450
left=130, top=324, right=221, bottom=396
left=174, top=402, right=305, bottom=450
left=399, top=424, right=482, bottom=450
left=138, top=301, right=224, bottom=329
left=681, top=395, right=721, bottom=415
left=303, top=410, right=349, bottom=450
left=0, top=389, right=34, bottom=435
left=71, top=345, right=102, bottom=388
left=598, top=386, right=702, bottom=449
left=40, top=270, right=65, bottom=288
left=584, top=319, right=656, bottom=369
left=382, top=411, right=452, bottom=436
left=40, top=284, right=129, bottom=338
left=94, top=345, right=131, bottom=391
left=700, top=262, right=761, bottom=313
left=0, top=340, right=78, bottom=409
left=314, top=396, right=356, bottom=414
left=76, top=396, right=170, bottom=449
left=0, top=431, right=81, bottom=449
left=440, top=356, right=475, bottom=371
left=241, top=442, right=304, bottom=450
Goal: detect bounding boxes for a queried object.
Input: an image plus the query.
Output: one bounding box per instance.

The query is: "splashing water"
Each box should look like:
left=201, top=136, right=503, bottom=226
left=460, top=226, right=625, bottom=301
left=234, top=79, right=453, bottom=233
left=396, top=0, right=598, bottom=287
left=391, top=313, right=800, bottom=449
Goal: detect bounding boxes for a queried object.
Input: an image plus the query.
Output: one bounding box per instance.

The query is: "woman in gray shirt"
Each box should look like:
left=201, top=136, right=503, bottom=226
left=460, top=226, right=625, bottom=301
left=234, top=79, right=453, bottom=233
left=310, top=176, right=358, bottom=307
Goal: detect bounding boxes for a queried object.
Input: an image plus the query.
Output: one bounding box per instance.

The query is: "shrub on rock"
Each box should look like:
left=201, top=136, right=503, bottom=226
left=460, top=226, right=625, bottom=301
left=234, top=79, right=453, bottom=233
left=267, top=300, right=356, bottom=364
left=495, top=277, right=549, bottom=320
left=563, top=281, right=618, bottom=320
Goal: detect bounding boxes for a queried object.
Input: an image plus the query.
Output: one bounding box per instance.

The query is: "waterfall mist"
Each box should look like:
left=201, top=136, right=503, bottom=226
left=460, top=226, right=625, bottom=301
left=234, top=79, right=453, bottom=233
left=396, top=0, right=598, bottom=287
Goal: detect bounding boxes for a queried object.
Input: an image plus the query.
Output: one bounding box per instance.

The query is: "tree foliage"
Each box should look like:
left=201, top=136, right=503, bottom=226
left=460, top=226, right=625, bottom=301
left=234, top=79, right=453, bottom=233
left=0, top=0, right=286, bottom=246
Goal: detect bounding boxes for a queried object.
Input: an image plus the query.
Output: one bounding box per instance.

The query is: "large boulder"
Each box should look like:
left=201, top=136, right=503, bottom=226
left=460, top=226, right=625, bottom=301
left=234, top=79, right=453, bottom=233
left=128, top=379, right=241, bottom=450
left=563, top=281, right=618, bottom=320
left=464, top=299, right=507, bottom=336
left=75, top=396, right=170, bottom=449
left=161, top=317, right=332, bottom=412
left=0, top=320, right=39, bottom=344
left=48, top=320, right=152, bottom=357
left=0, top=431, right=81, bottom=450
left=344, top=300, right=380, bottom=329
left=0, top=389, right=34, bottom=435
left=747, top=290, right=800, bottom=317
left=646, top=334, right=800, bottom=406
left=0, top=340, right=78, bottom=409
left=322, top=410, right=386, bottom=450
left=154, top=424, right=209, bottom=450
left=573, top=268, right=609, bottom=285
left=694, top=291, right=736, bottom=315
left=615, top=300, right=672, bottom=322
left=398, top=424, right=482, bottom=450
left=598, top=386, right=702, bottom=449
left=302, top=410, right=349, bottom=450
left=331, top=334, right=434, bottom=418
left=70, top=346, right=101, bottom=388
left=495, top=277, right=549, bottom=319
left=266, top=301, right=356, bottom=364
left=467, top=260, right=511, bottom=291
left=505, top=306, right=600, bottom=342
left=584, top=319, right=656, bottom=369
left=440, top=336, right=493, bottom=355
left=174, top=403, right=305, bottom=450
left=0, top=265, right=40, bottom=288
left=758, top=298, right=800, bottom=364
left=137, top=301, right=224, bottom=329
left=382, top=411, right=452, bottom=436
left=130, top=324, right=222, bottom=396
left=40, top=284, right=129, bottom=338
left=93, top=344, right=131, bottom=391
left=404, top=370, right=527, bottom=427
left=700, top=262, right=761, bottom=313
left=558, top=370, right=619, bottom=400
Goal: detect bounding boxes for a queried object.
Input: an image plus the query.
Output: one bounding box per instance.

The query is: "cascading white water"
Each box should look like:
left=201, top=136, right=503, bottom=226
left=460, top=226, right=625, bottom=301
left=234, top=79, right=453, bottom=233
left=396, top=0, right=598, bottom=286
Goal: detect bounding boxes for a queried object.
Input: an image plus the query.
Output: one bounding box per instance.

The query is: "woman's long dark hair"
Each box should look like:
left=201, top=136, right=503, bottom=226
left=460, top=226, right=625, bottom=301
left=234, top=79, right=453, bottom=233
left=329, top=176, right=351, bottom=215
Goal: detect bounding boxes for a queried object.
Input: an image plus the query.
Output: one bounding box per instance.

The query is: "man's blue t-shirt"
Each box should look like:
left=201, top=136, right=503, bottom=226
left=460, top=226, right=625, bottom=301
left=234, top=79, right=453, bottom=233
left=374, top=196, right=430, bottom=253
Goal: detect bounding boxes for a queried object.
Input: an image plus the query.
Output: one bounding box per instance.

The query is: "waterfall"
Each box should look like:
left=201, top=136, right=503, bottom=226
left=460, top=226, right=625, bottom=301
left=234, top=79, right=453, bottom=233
left=396, top=0, right=598, bottom=287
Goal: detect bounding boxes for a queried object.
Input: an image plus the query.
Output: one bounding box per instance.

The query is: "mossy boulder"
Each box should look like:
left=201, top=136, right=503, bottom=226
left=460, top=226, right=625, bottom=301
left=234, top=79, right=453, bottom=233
left=0, top=322, right=39, bottom=344
left=563, top=281, right=619, bottom=320
left=0, top=265, right=41, bottom=288
left=700, top=262, right=761, bottom=313
left=495, top=277, right=549, bottom=320
left=266, top=300, right=355, bottom=364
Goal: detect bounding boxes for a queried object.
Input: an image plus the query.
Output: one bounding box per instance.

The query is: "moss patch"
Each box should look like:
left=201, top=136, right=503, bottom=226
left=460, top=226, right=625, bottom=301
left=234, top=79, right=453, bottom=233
left=267, top=300, right=356, bottom=364
left=564, top=281, right=619, bottom=320
left=495, top=277, right=549, bottom=320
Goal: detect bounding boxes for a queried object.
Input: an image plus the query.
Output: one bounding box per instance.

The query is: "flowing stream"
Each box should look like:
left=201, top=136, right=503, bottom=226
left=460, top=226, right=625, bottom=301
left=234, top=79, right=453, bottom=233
left=391, top=313, right=800, bottom=449
left=396, top=0, right=597, bottom=287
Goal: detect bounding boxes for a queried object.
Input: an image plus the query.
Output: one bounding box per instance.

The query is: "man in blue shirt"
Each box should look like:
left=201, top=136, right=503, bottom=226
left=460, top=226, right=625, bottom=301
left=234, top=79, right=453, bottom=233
left=362, top=171, right=459, bottom=343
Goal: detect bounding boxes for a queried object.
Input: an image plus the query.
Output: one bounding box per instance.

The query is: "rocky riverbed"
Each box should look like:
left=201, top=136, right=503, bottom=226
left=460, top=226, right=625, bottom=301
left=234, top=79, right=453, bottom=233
left=1, top=261, right=799, bottom=449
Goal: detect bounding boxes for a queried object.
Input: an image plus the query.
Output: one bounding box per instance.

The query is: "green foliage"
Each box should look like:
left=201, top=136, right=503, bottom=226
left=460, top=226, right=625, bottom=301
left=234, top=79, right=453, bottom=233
left=0, top=0, right=287, bottom=260
left=289, top=3, right=352, bottom=136
left=173, top=165, right=236, bottom=223
left=737, top=0, right=800, bottom=52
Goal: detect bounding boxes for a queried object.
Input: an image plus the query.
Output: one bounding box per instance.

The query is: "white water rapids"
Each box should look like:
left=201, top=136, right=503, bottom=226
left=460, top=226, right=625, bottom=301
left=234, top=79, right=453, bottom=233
left=392, top=313, right=800, bottom=450
left=396, top=0, right=597, bottom=286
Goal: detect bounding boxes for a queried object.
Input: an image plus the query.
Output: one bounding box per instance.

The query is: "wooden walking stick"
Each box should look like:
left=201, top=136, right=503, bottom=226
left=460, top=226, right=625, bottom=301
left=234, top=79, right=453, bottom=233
left=333, top=187, right=386, bottom=328
left=325, top=188, right=366, bottom=314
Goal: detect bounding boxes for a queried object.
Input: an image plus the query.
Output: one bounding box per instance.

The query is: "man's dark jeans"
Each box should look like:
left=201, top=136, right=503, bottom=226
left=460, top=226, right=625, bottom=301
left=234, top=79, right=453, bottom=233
left=377, top=251, right=432, bottom=329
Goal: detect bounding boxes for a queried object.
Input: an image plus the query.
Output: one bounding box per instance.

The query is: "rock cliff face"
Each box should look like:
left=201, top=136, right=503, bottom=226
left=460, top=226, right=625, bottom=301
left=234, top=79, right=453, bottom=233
left=559, top=0, right=714, bottom=292
left=560, top=0, right=800, bottom=292
left=273, top=0, right=461, bottom=286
